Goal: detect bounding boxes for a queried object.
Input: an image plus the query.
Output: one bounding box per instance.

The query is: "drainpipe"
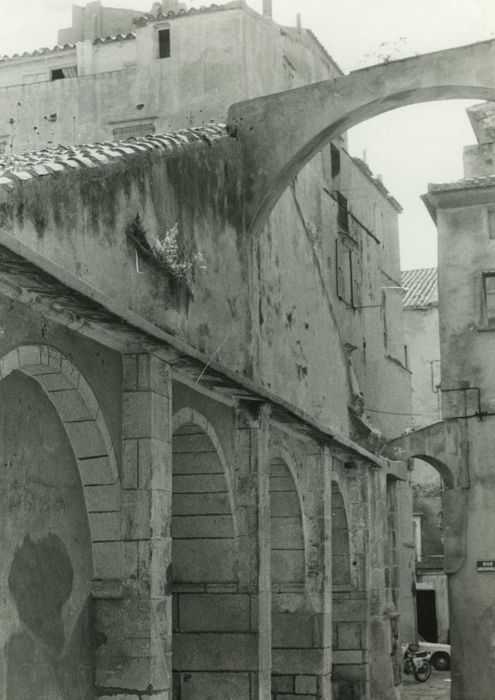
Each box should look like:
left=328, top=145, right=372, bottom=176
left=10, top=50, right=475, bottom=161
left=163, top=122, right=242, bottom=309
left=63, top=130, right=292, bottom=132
left=263, top=0, right=272, bottom=18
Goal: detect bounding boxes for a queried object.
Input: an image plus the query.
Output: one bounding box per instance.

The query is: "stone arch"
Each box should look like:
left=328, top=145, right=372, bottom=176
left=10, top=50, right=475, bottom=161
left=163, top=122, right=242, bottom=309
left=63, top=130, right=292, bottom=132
left=0, top=343, right=120, bottom=579
left=172, top=406, right=237, bottom=536
left=172, top=407, right=248, bottom=700
left=269, top=449, right=310, bottom=696
left=228, top=38, right=495, bottom=234
left=269, top=451, right=306, bottom=588
left=412, top=454, right=455, bottom=490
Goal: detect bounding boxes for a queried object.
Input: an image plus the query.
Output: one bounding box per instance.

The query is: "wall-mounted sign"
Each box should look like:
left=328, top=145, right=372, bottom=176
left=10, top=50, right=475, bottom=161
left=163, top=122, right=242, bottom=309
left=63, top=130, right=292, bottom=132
left=477, top=560, right=495, bottom=571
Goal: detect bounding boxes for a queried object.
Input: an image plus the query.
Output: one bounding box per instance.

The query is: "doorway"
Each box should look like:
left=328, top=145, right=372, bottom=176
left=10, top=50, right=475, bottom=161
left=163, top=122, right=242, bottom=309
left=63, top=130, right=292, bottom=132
left=417, top=589, right=438, bottom=642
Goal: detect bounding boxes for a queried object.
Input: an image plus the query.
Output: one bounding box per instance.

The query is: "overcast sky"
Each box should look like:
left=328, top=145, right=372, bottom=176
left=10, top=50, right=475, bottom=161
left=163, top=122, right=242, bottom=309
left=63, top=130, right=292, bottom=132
left=1, top=0, right=495, bottom=269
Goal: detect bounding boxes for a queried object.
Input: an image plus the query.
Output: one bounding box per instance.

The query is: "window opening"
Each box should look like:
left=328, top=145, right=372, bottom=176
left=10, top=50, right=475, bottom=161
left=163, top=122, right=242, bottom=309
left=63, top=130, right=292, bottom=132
left=336, top=191, right=349, bottom=234
left=158, top=28, right=171, bottom=58
left=50, top=66, right=77, bottom=81
left=483, top=272, right=495, bottom=326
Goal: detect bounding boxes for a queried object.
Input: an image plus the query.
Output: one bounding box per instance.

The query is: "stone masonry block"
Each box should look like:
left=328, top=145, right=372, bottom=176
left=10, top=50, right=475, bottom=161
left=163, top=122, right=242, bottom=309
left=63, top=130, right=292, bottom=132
left=122, top=490, right=151, bottom=540
left=152, top=393, right=170, bottom=439
left=272, top=676, right=293, bottom=693
left=48, top=388, right=95, bottom=422
left=337, top=622, right=362, bottom=650
left=177, top=672, right=250, bottom=700
left=93, top=541, right=123, bottom=579
left=138, top=438, right=172, bottom=491
left=272, top=649, right=322, bottom=675
left=151, top=490, right=171, bottom=538
left=123, top=392, right=152, bottom=438
left=85, top=483, right=121, bottom=512
left=36, top=371, right=76, bottom=391
left=332, top=651, right=365, bottom=665
left=272, top=612, right=313, bottom=649
left=172, top=539, right=235, bottom=583
left=89, top=511, right=121, bottom=541
left=295, top=675, right=318, bottom=694
left=60, top=355, right=80, bottom=386
left=123, top=439, right=139, bottom=489
left=17, top=344, right=41, bottom=367
left=64, top=420, right=106, bottom=458
left=123, top=354, right=138, bottom=391
left=177, top=593, right=250, bottom=632
left=0, top=349, right=19, bottom=378
left=173, top=634, right=257, bottom=671
left=78, top=456, right=115, bottom=485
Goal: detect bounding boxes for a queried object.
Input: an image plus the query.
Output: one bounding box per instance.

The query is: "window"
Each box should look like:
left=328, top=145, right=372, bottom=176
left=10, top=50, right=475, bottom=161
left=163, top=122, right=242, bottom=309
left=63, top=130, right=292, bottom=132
left=488, top=208, right=495, bottom=240
left=50, top=66, right=77, bottom=81
left=336, top=191, right=349, bottom=234
left=330, top=143, right=341, bottom=178
left=158, top=28, right=171, bottom=58
left=483, top=272, right=495, bottom=326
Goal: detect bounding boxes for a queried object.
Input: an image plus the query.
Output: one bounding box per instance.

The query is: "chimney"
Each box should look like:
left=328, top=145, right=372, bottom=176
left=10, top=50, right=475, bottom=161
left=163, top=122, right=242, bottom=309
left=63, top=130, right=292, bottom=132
left=263, top=0, right=272, bottom=19
left=296, top=12, right=302, bottom=34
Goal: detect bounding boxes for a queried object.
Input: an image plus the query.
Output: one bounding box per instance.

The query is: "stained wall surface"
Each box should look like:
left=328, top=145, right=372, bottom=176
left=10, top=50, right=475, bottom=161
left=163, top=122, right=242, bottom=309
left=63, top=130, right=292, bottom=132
left=0, top=372, right=93, bottom=700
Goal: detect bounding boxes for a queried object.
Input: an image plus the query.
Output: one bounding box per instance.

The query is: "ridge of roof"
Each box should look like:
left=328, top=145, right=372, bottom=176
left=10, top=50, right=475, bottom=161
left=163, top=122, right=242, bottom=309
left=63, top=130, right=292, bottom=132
left=132, top=1, right=244, bottom=27
left=0, top=125, right=228, bottom=188
left=401, top=267, right=438, bottom=308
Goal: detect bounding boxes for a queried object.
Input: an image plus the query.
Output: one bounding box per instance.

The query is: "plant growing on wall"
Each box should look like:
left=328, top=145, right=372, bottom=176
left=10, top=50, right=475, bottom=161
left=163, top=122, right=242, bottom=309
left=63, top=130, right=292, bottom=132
left=127, top=214, right=204, bottom=288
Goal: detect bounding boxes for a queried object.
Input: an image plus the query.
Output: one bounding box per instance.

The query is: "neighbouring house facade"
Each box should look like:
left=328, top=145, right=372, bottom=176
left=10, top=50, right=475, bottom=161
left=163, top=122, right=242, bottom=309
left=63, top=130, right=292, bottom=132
left=387, top=97, right=495, bottom=700
left=401, top=269, right=449, bottom=646
left=0, top=3, right=418, bottom=700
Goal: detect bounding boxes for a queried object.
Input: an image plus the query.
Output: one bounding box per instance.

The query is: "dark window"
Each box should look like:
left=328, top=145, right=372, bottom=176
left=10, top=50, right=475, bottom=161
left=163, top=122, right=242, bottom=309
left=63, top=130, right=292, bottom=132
left=483, top=272, right=495, bottom=326
left=50, top=69, right=64, bottom=81
left=331, top=143, right=341, bottom=178
left=50, top=66, right=77, bottom=81
left=336, top=191, right=349, bottom=233
left=489, top=208, right=495, bottom=239
left=158, top=29, right=171, bottom=58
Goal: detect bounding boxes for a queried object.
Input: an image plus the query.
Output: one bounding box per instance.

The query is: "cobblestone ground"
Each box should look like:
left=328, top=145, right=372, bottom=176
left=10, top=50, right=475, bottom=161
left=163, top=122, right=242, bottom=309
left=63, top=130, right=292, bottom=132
left=402, top=671, right=451, bottom=699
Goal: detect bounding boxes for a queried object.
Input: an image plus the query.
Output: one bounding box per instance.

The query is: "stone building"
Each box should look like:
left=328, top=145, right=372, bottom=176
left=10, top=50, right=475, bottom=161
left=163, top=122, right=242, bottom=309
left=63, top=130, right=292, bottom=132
left=388, top=97, right=495, bottom=699
left=0, top=3, right=419, bottom=700
left=401, top=269, right=449, bottom=646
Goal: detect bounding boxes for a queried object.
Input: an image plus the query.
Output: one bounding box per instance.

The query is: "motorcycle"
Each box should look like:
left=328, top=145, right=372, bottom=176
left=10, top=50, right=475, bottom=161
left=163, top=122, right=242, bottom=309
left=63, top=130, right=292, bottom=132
left=402, top=643, right=432, bottom=682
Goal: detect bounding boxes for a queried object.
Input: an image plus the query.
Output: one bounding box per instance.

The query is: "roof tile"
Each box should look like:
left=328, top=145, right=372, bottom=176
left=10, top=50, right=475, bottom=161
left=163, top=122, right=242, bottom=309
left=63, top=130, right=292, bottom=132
left=401, top=268, right=438, bottom=308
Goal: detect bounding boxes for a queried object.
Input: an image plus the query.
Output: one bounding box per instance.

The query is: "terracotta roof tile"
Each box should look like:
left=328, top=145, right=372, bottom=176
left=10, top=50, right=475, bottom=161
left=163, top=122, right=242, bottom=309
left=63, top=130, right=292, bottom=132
left=132, top=1, right=243, bottom=27
left=428, top=175, right=495, bottom=193
left=401, top=268, right=438, bottom=308
left=0, top=125, right=228, bottom=189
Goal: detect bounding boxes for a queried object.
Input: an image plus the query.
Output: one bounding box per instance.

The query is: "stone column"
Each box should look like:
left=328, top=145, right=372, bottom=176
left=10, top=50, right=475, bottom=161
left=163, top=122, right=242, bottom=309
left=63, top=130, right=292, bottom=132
left=235, top=403, right=272, bottom=700
left=94, top=352, right=172, bottom=699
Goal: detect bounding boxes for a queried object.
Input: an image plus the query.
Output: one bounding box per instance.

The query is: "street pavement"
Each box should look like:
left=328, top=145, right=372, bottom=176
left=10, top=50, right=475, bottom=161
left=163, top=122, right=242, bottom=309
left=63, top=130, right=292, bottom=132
left=402, top=670, right=451, bottom=699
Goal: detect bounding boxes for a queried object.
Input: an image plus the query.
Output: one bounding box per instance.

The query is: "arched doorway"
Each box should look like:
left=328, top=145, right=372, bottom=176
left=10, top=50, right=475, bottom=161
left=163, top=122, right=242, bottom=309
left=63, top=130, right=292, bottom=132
left=412, top=458, right=450, bottom=656
left=0, top=371, right=94, bottom=700
left=172, top=414, right=251, bottom=700
left=0, top=344, right=119, bottom=700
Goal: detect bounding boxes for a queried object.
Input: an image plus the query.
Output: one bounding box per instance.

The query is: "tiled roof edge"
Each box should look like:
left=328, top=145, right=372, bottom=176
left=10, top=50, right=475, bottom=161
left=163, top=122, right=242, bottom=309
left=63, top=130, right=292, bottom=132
left=0, top=125, right=229, bottom=189
left=428, top=175, right=495, bottom=193
left=0, top=43, right=76, bottom=64
left=132, top=2, right=244, bottom=27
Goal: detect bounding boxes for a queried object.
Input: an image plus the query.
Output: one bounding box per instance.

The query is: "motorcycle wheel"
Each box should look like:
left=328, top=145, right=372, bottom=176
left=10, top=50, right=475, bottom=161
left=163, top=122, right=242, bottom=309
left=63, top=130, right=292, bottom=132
left=414, top=660, right=432, bottom=683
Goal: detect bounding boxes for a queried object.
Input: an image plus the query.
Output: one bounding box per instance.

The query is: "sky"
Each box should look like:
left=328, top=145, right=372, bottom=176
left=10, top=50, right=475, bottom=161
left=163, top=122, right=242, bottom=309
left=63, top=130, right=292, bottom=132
left=1, top=0, right=495, bottom=269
